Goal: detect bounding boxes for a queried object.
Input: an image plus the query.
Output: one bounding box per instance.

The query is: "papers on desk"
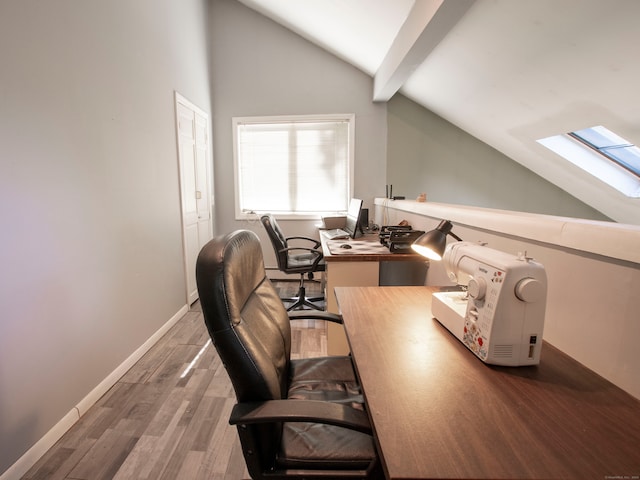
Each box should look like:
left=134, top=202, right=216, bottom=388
left=326, top=239, right=390, bottom=255
left=323, top=228, right=350, bottom=240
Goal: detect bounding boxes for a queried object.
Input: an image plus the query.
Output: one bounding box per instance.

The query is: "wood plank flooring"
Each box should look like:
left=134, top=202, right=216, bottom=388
left=22, top=280, right=326, bottom=480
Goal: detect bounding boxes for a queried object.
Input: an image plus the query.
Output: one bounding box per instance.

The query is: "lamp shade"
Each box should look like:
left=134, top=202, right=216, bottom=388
left=411, top=220, right=458, bottom=260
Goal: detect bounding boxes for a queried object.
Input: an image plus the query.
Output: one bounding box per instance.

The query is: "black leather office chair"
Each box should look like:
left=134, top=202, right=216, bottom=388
left=260, top=214, right=325, bottom=311
left=196, top=230, right=382, bottom=480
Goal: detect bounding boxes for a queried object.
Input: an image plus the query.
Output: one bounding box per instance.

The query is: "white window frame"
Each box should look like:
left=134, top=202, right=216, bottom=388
left=538, top=129, right=640, bottom=199
left=232, top=114, right=355, bottom=220
left=568, top=126, right=640, bottom=178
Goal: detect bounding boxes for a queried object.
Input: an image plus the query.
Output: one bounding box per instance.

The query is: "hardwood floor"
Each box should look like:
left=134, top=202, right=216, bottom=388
left=22, top=280, right=326, bottom=480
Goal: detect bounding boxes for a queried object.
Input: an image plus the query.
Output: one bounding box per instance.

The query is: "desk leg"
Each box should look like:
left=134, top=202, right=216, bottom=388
left=326, top=261, right=379, bottom=356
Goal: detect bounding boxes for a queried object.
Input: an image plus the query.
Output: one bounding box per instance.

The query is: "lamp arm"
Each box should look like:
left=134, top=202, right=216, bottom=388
left=448, top=232, right=463, bottom=242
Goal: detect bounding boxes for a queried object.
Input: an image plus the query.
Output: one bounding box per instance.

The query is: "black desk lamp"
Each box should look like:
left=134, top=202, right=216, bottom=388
left=411, top=219, right=462, bottom=260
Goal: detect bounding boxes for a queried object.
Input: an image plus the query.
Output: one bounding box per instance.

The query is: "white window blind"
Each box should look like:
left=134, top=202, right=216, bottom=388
left=233, top=114, right=354, bottom=218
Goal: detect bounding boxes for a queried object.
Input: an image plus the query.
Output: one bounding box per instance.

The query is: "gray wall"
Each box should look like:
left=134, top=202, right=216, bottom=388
left=0, top=0, right=211, bottom=474
left=386, top=94, right=611, bottom=221
left=208, top=0, right=607, bottom=273
left=209, top=0, right=388, bottom=265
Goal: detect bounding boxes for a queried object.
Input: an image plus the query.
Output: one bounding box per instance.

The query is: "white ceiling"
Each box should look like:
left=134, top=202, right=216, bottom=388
left=237, top=0, right=640, bottom=224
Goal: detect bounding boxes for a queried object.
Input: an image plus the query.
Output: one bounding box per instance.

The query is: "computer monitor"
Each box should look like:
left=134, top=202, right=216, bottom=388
left=343, top=198, right=363, bottom=239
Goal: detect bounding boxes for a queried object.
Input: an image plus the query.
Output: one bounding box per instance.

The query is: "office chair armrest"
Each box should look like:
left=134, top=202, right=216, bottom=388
left=280, top=246, right=322, bottom=257
left=285, top=235, right=321, bottom=249
left=230, top=400, right=372, bottom=435
left=288, top=310, right=343, bottom=324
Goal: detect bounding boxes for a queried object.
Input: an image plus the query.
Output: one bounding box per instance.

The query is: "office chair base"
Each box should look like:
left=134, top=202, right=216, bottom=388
left=282, top=285, right=325, bottom=311
left=284, top=297, right=325, bottom=311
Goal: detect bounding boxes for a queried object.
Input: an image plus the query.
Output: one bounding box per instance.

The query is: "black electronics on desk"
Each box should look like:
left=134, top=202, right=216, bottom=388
left=379, top=226, right=425, bottom=253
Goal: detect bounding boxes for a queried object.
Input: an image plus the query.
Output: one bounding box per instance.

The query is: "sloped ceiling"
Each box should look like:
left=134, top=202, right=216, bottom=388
left=237, top=0, right=640, bottom=225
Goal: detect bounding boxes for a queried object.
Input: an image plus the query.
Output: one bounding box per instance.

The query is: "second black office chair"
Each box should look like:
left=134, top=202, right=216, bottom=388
left=261, top=214, right=325, bottom=311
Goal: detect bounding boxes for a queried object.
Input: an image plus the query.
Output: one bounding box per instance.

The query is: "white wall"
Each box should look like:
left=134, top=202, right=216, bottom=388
left=375, top=199, right=640, bottom=400
left=400, top=0, right=640, bottom=225
left=209, top=0, right=388, bottom=269
left=0, top=0, right=212, bottom=476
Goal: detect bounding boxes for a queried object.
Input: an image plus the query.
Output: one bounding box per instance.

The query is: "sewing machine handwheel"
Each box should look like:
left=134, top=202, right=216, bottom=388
left=515, top=278, right=544, bottom=302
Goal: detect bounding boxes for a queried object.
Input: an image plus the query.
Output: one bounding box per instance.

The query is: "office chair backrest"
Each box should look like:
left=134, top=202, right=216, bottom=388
left=260, top=214, right=289, bottom=270
left=196, top=230, right=292, bottom=403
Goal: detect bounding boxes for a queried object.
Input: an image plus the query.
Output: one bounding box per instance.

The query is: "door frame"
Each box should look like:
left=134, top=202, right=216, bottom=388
left=174, top=91, right=213, bottom=304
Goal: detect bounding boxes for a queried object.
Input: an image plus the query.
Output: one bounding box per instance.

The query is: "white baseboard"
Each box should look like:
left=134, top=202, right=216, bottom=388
left=0, top=304, right=189, bottom=480
left=75, top=304, right=188, bottom=416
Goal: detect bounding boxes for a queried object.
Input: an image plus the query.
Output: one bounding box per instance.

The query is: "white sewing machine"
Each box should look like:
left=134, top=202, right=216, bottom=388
left=431, top=241, right=547, bottom=366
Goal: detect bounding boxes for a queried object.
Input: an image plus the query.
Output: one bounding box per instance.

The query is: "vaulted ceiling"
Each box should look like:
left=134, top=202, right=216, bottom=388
left=237, top=0, right=640, bottom=224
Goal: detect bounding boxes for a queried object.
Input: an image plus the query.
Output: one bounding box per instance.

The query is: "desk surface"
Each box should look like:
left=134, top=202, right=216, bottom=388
left=335, top=286, right=640, bottom=480
left=320, top=231, right=421, bottom=262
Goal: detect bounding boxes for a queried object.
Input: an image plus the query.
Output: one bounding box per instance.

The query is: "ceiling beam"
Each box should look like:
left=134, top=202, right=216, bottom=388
left=373, top=0, right=475, bottom=102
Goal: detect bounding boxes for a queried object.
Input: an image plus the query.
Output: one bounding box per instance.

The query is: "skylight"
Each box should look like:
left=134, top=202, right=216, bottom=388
left=537, top=126, right=640, bottom=198
left=569, top=126, right=640, bottom=178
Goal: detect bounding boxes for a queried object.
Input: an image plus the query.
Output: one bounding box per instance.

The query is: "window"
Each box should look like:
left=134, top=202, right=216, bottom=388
left=569, top=126, right=640, bottom=178
left=233, top=114, right=354, bottom=219
left=537, top=126, right=640, bottom=198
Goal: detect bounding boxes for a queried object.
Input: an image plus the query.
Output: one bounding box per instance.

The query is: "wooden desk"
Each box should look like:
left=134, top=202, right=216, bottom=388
left=335, top=286, right=640, bottom=480
left=320, top=232, right=427, bottom=355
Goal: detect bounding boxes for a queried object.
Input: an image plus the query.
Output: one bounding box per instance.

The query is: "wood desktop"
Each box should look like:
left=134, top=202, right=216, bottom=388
left=335, top=286, right=640, bottom=480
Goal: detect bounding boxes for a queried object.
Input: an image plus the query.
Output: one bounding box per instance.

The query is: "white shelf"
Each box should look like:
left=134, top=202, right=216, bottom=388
left=375, top=198, right=640, bottom=264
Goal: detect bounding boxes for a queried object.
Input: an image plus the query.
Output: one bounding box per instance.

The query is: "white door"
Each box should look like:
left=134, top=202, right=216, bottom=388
left=175, top=93, right=213, bottom=304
